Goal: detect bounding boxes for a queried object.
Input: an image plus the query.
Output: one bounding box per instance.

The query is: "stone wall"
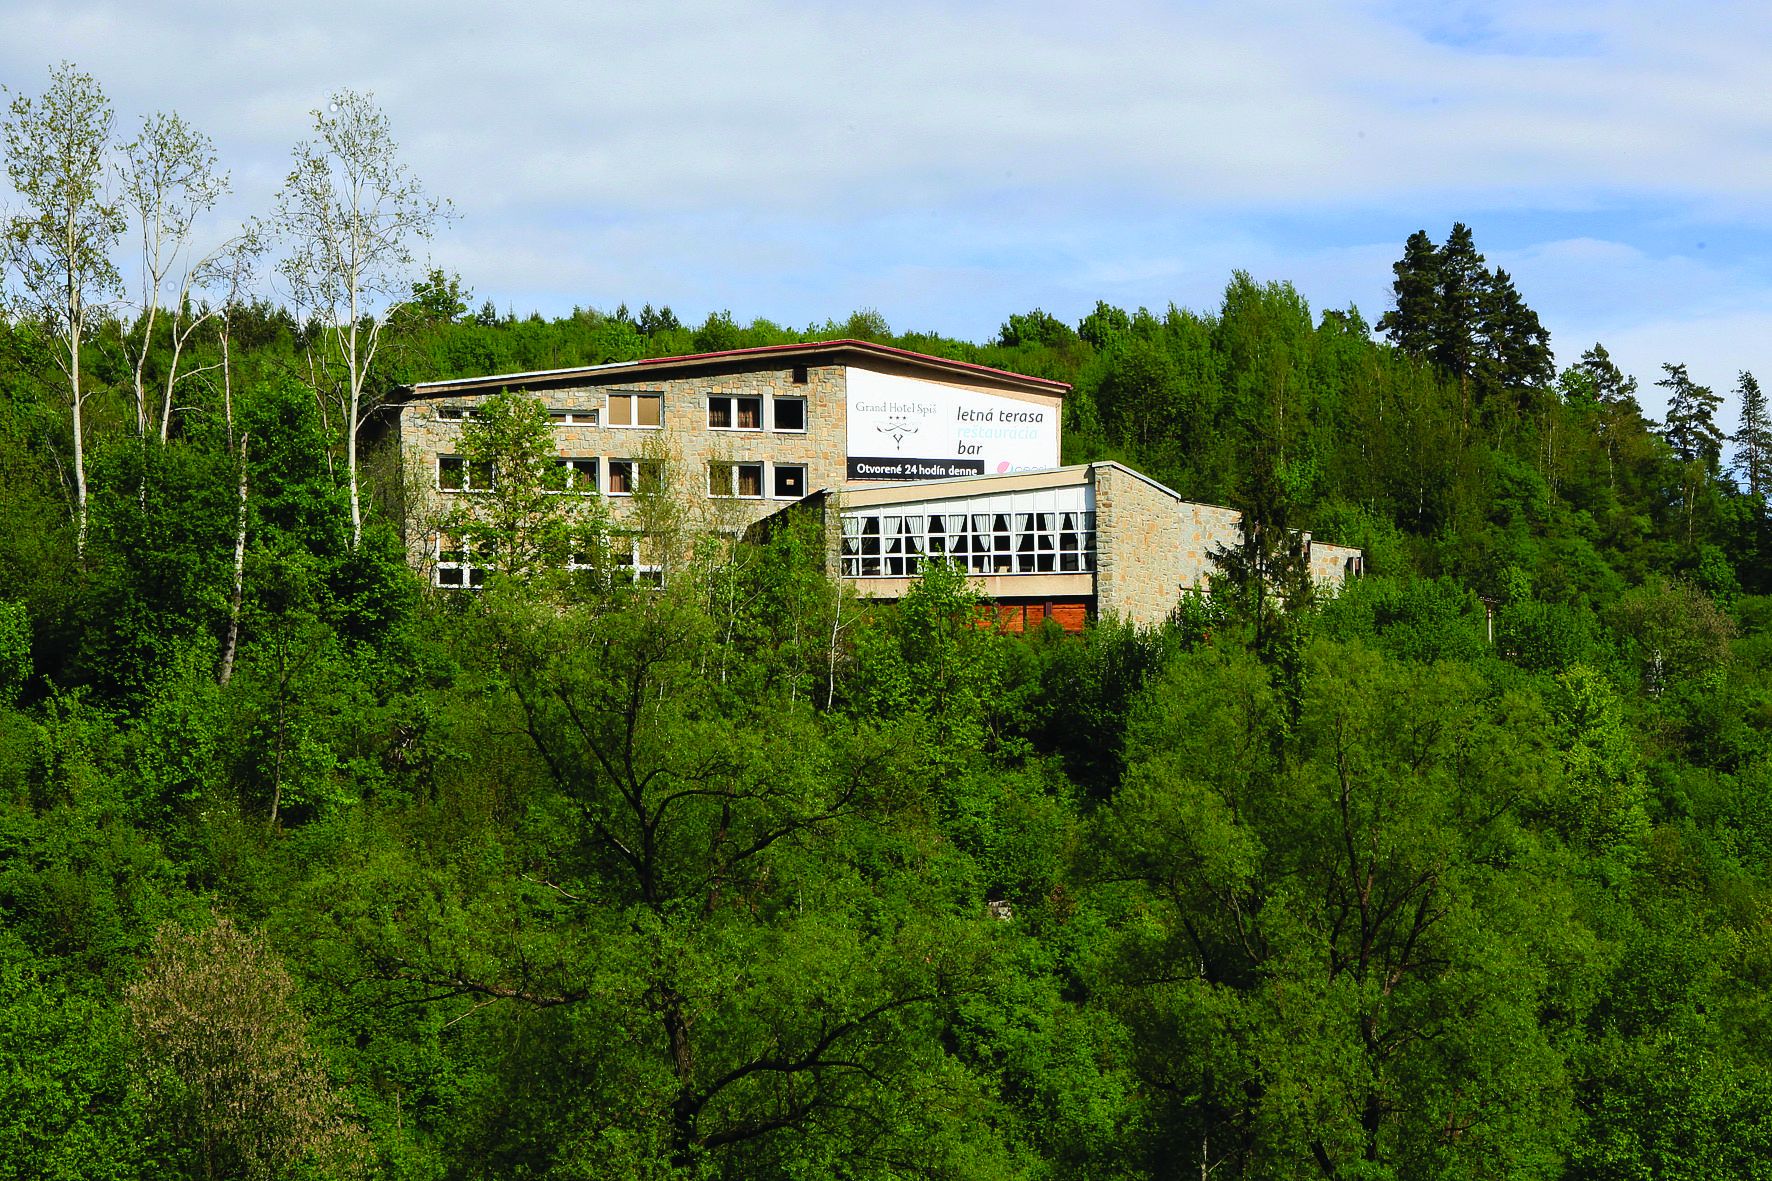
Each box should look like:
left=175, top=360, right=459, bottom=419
left=1309, top=539, right=1364, bottom=588
left=396, top=363, right=847, bottom=578
left=1093, top=465, right=1236, bottom=626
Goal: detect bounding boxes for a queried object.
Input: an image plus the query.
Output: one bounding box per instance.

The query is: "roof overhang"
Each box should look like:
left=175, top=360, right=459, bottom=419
left=400, top=338, right=1069, bottom=402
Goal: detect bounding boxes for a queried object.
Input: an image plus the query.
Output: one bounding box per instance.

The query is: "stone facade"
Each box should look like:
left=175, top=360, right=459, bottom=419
left=1092, top=465, right=1245, bottom=624
left=390, top=341, right=1066, bottom=582
left=397, top=363, right=846, bottom=577
left=389, top=342, right=1363, bottom=617
left=1309, top=539, right=1365, bottom=585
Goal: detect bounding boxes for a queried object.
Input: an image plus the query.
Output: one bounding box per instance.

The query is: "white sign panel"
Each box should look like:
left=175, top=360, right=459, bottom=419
left=844, top=368, right=1059, bottom=481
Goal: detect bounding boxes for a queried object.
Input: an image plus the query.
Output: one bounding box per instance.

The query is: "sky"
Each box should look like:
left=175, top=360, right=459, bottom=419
left=4, top=0, right=1771, bottom=422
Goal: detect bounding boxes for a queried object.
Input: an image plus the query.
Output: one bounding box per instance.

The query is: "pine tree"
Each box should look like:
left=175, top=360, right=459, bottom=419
left=1380, top=224, right=1553, bottom=426
left=1432, top=223, right=1488, bottom=413
left=1477, top=266, right=1555, bottom=406
left=1376, top=229, right=1442, bottom=357
left=1568, top=343, right=1640, bottom=410
left=1564, top=344, right=1642, bottom=491
left=1658, top=363, right=1724, bottom=468
left=1732, top=371, right=1770, bottom=501
left=1659, top=362, right=1725, bottom=545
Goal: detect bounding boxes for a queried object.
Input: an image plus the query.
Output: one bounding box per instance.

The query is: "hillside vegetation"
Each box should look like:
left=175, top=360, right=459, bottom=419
left=6, top=232, right=1772, bottom=1180
left=6, top=64, right=1772, bottom=1181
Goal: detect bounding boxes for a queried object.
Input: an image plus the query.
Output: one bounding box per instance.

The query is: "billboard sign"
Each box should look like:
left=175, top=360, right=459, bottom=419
left=845, top=368, right=1059, bottom=481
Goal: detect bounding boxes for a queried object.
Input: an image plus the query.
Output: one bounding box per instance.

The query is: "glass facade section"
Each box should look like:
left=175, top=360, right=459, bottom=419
left=840, top=487, right=1095, bottom=578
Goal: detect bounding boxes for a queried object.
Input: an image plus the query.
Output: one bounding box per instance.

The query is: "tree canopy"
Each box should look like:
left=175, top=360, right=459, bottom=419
left=6, top=65, right=1772, bottom=1181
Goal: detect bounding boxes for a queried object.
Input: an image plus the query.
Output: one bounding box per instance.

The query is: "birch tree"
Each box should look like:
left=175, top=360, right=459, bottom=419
left=119, top=109, right=230, bottom=443
left=1, top=62, right=124, bottom=556
left=272, top=89, right=450, bottom=549
left=210, top=232, right=265, bottom=687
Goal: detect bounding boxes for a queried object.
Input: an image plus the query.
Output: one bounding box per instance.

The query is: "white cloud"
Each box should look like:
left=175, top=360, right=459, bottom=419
left=4, top=0, right=1772, bottom=390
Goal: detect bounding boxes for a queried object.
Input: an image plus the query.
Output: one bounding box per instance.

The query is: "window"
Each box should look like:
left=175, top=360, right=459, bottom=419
left=436, top=406, right=482, bottom=421
left=842, top=505, right=1096, bottom=578
left=435, top=534, right=493, bottom=588
left=555, top=458, right=599, bottom=493
left=438, top=455, right=493, bottom=492
left=709, top=461, right=764, bottom=499
left=607, top=392, right=662, bottom=428
left=772, top=464, right=807, bottom=499
left=549, top=409, right=599, bottom=425
left=772, top=397, right=807, bottom=432
left=608, top=459, right=662, bottom=496
left=614, top=535, right=665, bottom=586
left=708, top=395, right=763, bottom=431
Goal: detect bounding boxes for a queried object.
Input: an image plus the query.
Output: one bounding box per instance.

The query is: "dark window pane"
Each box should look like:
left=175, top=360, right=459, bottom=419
left=775, top=399, right=806, bottom=430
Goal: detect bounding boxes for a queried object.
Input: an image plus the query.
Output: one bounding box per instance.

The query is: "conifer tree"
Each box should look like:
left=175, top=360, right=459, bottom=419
left=1564, top=343, right=1642, bottom=490
left=1477, top=266, right=1555, bottom=403
left=1567, top=343, right=1640, bottom=410
left=1379, top=224, right=1552, bottom=424
left=1433, top=222, right=1488, bottom=399
left=1732, top=370, right=1770, bottom=500
left=1659, top=362, right=1724, bottom=544
left=1658, top=363, right=1724, bottom=468
left=1376, top=229, right=1442, bottom=357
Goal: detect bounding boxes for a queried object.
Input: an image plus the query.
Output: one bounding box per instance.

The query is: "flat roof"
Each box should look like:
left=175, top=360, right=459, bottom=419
left=837, top=461, right=1198, bottom=507
left=402, top=338, right=1070, bottom=400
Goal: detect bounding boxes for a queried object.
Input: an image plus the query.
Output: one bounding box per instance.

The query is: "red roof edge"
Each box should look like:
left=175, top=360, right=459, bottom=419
left=635, top=338, right=1070, bottom=393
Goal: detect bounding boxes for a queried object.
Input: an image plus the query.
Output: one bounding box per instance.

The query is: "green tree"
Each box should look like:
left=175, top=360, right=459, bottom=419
left=1561, top=343, right=1641, bottom=492
left=998, top=307, right=1077, bottom=350
left=1658, top=363, right=1724, bottom=544
left=1208, top=437, right=1315, bottom=694
left=1, top=62, right=124, bottom=555
left=1378, top=224, right=1552, bottom=425
left=1077, top=299, right=1131, bottom=350
left=1376, top=229, right=1442, bottom=359
left=273, top=88, right=451, bottom=551
left=1610, top=575, right=1734, bottom=696
left=1732, top=370, right=1770, bottom=501
left=1095, top=642, right=1582, bottom=1178
left=1659, top=363, right=1724, bottom=469
left=1547, top=663, right=1650, bottom=863
left=325, top=587, right=989, bottom=1176
left=0, top=601, right=28, bottom=703
left=1432, top=222, right=1488, bottom=412
left=1091, top=334, right=1186, bottom=459
left=118, top=107, right=230, bottom=444
left=1476, top=265, right=1555, bottom=412
left=441, top=390, right=607, bottom=586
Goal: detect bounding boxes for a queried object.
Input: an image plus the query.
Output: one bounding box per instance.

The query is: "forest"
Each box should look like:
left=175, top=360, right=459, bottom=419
left=6, top=65, right=1772, bottom=1181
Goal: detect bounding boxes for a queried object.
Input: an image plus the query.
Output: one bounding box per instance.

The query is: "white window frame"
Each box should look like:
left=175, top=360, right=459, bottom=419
left=435, top=533, right=493, bottom=588
left=607, top=392, right=662, bottom=429
left=709, top=460, right=765, bottom=499
left=708, top=394, right=764, bottom=432
left=608, top=458, right=662, bottom=497
left=771, top=396, right=808, bottom=433
left=613, top=534, right=664, bottom=586
left=772, top=463, right=808, bottom=500
left=436, top=405, right=484, bottom=421
left=840, top=492, right=1096, bottom=578
left=549, top=409, right=600, bottom=425
left=438, top=454, right=494, bottom=492
left=554, top=457, right=599, bottom=494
